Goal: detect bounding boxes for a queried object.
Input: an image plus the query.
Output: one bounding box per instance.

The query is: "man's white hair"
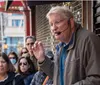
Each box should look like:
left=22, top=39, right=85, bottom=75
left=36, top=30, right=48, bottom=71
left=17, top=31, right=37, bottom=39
left=46, top=6, right=73, bottom=20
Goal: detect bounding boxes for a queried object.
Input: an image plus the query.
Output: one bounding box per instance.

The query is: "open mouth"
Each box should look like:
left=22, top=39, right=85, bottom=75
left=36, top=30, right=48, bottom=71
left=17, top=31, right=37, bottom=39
left=55, top=32, right=61, bottom=35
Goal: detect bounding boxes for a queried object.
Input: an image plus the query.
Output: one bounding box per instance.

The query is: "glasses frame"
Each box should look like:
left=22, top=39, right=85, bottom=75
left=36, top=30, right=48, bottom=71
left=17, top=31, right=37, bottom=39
left=19, top=62, right=28, bottom=66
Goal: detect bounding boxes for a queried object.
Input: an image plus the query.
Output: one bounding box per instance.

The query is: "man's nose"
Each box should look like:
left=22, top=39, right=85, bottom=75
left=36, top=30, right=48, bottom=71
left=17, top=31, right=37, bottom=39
left=52, top=24, right=57, bottom=30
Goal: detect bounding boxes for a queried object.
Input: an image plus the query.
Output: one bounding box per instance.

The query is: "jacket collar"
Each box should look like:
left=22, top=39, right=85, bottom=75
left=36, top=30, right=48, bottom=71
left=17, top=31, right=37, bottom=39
left=68, top=23, right=82, bottom=50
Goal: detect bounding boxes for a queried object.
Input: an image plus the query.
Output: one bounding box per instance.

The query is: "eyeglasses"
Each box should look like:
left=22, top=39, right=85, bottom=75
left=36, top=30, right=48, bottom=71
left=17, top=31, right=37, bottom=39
left=19, top=62, right=28, bottom=66
left=26, top=42, right=34, bottom=46
left=49, top=19, right=66, bottom=27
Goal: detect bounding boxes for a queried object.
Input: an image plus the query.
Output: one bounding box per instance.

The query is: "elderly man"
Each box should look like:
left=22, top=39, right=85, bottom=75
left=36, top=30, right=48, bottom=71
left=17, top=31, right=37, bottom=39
left=32, top=6, right=100, bottom=85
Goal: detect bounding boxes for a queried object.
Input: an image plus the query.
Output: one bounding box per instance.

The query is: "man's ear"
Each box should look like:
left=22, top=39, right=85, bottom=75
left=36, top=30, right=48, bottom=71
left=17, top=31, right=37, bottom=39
left=70, top=18, right=75, bottom=32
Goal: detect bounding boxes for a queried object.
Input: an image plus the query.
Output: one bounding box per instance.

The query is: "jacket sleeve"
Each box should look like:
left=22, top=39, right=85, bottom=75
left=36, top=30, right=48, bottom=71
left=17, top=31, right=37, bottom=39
left=73, top=33, right=100, bottom=85
left=38, top=56, right=54, bottom=79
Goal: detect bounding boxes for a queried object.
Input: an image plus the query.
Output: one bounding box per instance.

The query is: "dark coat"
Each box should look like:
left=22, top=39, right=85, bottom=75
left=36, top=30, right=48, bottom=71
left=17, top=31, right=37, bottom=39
left=0, top=72, right=25, bottom=85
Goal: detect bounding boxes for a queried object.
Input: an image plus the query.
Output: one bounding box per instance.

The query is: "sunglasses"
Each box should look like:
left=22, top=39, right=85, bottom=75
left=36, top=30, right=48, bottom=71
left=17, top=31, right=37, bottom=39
left=26, top=42, right=34, bottom=46
left=19, top=62, right=28, bottom=66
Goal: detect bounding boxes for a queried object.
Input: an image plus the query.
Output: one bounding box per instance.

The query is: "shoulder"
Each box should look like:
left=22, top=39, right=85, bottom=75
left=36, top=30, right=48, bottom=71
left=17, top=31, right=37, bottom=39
left=26, top=73, right=34, bottom=80
left=14, top=73, right=25, bottom=85
left=35, top=71, right=46, bottom=77
left=14, top=73, right=22, bottom=78
left=7, top=72, right=24, bottom=85
left=30, top=71, right=46, bottom=85
left=33, top=71, right=46, bottom=81
left=76, top=27, right=100, bottom=44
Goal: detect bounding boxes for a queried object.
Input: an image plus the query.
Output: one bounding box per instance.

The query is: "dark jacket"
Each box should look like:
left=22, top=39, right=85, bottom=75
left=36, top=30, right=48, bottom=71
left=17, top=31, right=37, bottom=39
left=39, top=23, right=100, bottom=85
left=0, top=72, right=25, bottom=85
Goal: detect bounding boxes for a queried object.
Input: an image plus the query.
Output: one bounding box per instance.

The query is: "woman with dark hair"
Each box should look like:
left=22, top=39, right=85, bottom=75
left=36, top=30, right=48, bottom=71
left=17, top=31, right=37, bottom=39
left=18, top=56, right=36, bottom=85
left=0, top=52, right=25, bottom=85
left=8, top=51, right=18, bottom=72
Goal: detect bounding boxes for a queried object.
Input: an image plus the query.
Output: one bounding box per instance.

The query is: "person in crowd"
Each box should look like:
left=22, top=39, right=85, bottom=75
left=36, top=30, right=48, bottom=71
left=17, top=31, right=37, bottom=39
left=20, top=47, right=28, bottom=56
left=18, top=56, right=36, bottom=85
left=30, top=70, right=53, bottom=85
left=32, top=6, right=100, bottom=85
left=20, top=47, right=31, bottom=59
left=25, top=36, right=38, bottom=71
left=22, top=52, right=30, bottom=58
left=8, top=51, right=18, bottom=72
left=0, top=52, right=25, bottom=85
left=30, top=50, right=54, bottom=85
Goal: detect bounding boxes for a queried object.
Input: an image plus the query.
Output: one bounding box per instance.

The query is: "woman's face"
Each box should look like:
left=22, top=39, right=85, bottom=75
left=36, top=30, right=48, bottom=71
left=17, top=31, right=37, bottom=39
left=8, top=54, right=17, bottom=65
left=0, top=57, right=8, bottom=75
left=19, top=58, right=30, bottom=73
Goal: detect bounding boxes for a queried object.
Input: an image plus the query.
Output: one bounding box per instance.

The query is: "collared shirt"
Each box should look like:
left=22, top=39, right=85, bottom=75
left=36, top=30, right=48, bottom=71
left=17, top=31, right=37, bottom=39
left=56, top=34, right=74, bottom=85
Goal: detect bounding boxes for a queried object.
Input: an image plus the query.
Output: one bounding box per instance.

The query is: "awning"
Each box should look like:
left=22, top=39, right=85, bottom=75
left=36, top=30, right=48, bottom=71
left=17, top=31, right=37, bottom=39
left=0, top=0, right=28, bottom=13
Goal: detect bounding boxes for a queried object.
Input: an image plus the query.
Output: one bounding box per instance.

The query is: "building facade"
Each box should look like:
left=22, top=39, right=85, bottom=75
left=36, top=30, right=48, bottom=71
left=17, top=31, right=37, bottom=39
left=4, top=13, right=25, bottom=54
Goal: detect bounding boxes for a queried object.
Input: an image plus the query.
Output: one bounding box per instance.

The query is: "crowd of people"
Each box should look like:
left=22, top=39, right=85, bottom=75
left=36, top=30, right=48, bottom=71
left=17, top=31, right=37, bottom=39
left=0, top=34, right=54, bottom=85
left=0, top=5, right=100, bottom=85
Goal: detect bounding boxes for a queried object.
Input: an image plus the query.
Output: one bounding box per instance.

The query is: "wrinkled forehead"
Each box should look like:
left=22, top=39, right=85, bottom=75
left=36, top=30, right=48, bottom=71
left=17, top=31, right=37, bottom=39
left=48, top=13, right=66, bottom=23
left=49, top=13, right=66, bottom=19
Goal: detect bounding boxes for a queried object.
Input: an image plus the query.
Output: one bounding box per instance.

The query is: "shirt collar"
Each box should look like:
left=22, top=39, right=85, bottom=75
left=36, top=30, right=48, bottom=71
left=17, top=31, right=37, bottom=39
left=56, top=33, right=75, bottom=51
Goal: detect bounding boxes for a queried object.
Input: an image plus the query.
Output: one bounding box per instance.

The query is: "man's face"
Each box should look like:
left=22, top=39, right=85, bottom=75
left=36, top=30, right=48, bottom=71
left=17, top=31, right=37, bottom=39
left=48, top=13, right=73, bottom=43
left=26, top=38, right=34, bottom=52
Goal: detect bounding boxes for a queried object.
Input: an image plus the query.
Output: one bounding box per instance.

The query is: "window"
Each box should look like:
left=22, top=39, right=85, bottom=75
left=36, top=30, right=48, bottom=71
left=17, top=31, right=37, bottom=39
left=12, top=19, right=23, bottom=27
